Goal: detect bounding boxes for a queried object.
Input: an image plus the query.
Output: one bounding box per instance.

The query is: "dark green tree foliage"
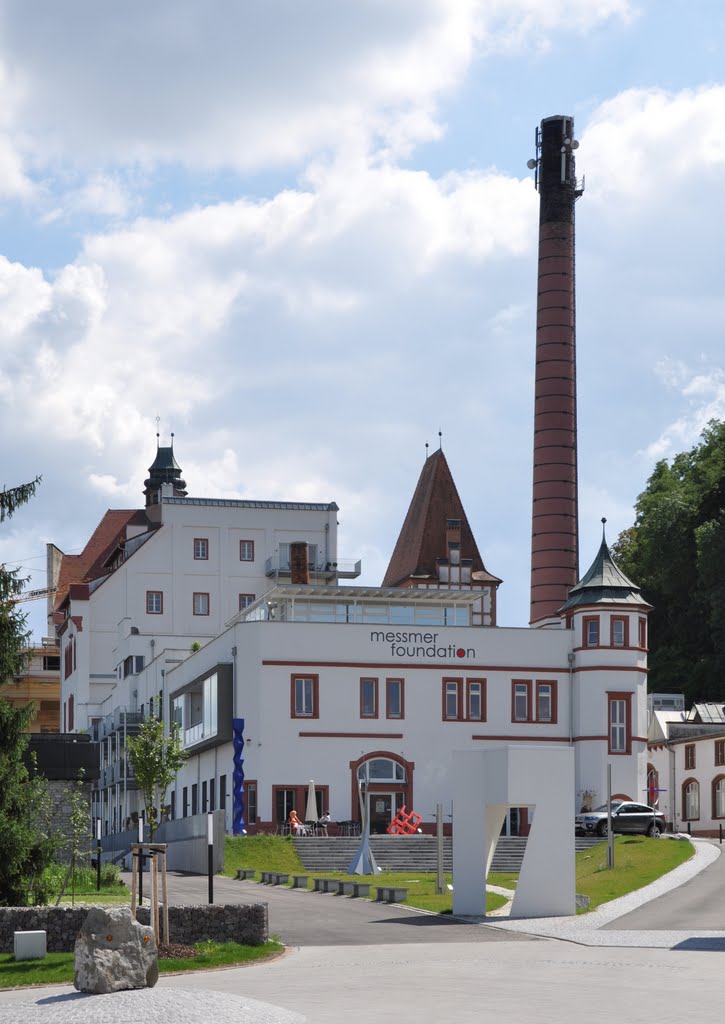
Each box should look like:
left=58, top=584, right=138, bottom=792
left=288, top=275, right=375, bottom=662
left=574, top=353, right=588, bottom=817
left=0, top=475, right=58, bottom=905
left=613, top=421, right=725, bottom=702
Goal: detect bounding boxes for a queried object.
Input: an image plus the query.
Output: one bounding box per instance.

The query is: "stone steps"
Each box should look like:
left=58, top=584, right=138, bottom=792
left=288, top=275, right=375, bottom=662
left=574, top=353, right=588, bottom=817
left=293, top=835, right=602, bottom=874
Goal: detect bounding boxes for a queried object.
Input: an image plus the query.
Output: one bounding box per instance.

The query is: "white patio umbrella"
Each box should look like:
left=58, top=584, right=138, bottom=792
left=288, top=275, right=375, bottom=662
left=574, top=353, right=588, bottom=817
left=305, top=779, right=318, bottom=823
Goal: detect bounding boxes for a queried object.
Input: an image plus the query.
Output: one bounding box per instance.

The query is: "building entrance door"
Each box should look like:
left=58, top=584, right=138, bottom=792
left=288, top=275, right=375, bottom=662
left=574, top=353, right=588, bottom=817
left=368, top=791, right=404, bottom=834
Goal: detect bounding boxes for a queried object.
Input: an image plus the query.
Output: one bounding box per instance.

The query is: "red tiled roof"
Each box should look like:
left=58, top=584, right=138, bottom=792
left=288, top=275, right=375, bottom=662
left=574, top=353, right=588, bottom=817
left=53, top=509, right=150, bottom=610
left=382, top=450, right=501, bottom=588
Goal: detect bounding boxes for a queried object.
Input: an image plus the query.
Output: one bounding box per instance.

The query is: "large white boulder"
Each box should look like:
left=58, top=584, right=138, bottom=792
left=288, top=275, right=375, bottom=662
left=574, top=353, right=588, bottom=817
left=74, top=906, right=158, bottom=993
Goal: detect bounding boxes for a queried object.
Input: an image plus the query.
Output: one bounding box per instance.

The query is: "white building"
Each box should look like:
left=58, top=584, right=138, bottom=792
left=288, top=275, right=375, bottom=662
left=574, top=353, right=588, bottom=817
left=649, top=701, right=725, bottom=836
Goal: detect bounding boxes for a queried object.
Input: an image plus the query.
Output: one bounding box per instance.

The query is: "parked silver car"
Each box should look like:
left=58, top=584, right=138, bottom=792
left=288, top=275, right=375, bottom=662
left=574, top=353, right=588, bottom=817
left=575, top=801, right=666, bottom=837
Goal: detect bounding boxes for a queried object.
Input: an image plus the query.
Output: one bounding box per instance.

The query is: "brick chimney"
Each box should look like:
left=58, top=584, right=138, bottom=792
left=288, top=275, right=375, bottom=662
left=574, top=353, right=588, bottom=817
left=290, top=542, right=310, bottom=585
left=529, top=115, right=581, bottom=624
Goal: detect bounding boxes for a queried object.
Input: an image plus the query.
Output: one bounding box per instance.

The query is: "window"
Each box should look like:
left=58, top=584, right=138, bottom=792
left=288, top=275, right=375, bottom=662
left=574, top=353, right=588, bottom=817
left=584, top=616, right=599, bottom=647
left=239, top=593, right=255, bottom=611
left=291, top=675, right=319, bottom=718
left=244, top=780, right=257, bottom=824
left=685, top=744, right=696, bottom=771
left=386, top=678, right=404, bottom=719
left=467, top=679, right=485, bottom=721
left=713, top=777, right=725, bottom=819
left=638, top=617, right=647, bottom=649
left=194, top=537, right=209, bottom=560
left=209, top=779, right=216, bottom=812
left=683, top=779, right=700, bottom=821
left=170, top=790, right=176, bottom=821
left=608, top=693, right=631, bottom=754
left=240, top=540, right=255, bottom=562
left=191, top=784, right=198, bottom=816
left=716, top=740, right=725, bottom=766
left=536, top=681, right=555, bottom=723
left=360, top=677, right=378, bottom=718
left=43, top=655, right=60, bottom=671
left=182, top=786, right=188, bottom=817
left=146, top=590, right=163, bottom=614
left=611, top=617, right=628, bottom=647
left=444, top=678, right=461, bottom=720
left=193, top=592, right=210, bottom=616
left=220, top=774, right=227, bottom=811
left=202, top=780, right=208, bottom=813
left=512, top=680, right=531, bottom=722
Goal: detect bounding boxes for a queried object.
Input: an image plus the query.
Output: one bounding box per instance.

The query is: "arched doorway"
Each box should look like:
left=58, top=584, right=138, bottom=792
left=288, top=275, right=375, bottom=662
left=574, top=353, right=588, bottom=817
left=349, top=752, right=414, bottom=834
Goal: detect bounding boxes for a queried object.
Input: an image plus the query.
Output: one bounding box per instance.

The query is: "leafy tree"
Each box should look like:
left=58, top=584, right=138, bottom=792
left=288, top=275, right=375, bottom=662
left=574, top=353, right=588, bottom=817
left=0, top=700, right=58, bottom=905
left=0, top=475, right=59, bottom=906
left=613, top=420, right=725, bottom=703
left=56, top=768, right=91, bottom=907
left=127, top=713, right=186, bottom=836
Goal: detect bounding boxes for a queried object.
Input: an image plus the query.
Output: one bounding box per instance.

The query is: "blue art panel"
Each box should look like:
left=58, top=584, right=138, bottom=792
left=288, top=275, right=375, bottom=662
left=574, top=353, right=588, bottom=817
left=232, top=717, right=245, bottom=834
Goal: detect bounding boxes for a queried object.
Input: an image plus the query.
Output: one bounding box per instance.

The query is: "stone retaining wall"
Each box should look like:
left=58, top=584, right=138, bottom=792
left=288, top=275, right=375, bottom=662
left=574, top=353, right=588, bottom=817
left=0, top=903, right=267, bottom=953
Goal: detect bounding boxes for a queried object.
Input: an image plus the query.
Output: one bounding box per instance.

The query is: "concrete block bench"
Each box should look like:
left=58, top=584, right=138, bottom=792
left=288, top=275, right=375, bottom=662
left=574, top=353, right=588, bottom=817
left=312, top=878, right=341, bottom=894
left=375, top=886, right=408, bottom=903
left=273, top=873, right=290, bottom=885
left=291, top=875, right=309, bottom=888
left=235, top=868, right=256, bottom=880
left=14, top=931, right=47, bottom=961
left=338, top=881, right=371, bottom=898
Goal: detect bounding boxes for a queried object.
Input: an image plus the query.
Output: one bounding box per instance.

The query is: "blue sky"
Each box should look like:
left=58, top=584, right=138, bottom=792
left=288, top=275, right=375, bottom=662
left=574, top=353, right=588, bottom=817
left=1, top=0, right=724, bottom=641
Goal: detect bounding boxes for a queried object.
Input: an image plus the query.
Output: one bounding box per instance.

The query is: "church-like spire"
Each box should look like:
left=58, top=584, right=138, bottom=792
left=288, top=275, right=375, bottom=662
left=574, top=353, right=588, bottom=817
left=143, top=432, right=187, bottom=506
left=382, top=449, right=501, bottom=612
left=559, top=519, right=648, bottom=611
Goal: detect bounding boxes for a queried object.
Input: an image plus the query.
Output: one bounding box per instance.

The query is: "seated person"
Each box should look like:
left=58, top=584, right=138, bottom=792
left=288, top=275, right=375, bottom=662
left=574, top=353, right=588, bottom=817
left=288, top=808, right=305, bottom=835
left=318, top=811, right=331, bottom=836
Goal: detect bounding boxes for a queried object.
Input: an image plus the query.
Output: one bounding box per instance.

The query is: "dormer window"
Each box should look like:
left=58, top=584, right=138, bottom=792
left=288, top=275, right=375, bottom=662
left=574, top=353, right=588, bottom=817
left=449, top=543, right=460, bottom=566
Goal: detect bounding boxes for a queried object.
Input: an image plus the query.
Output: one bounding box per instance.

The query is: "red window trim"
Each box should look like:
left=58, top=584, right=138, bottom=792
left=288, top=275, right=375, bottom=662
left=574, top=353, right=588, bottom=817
left=712, top=775, right=725, bottom=820
left=607, top=691, right=632, bottom=755
left=290, top=674, right=319, bottom=720
left=442, top=677, right=463, bottom=721
left=684, top=743, right=696, bottom=771
left=238, top=593, right=256, bottom=611
left=583, top=615, right=600, bottom=648
left=385, top=678, right=405, bottom=720
left=272, top=783, right=330, bottom=825
left=610, top=616, right=629, bottom=648
left=638, top=617, right=648, bottom=650
left=715, top=739, right=725, bottom=767
left=360, top=677, right=379, bottom=719
left=193, top=591, right=210, bottom=616
left=511, top=679, right=532, bottom=723
left=682, top=777, right=700, bottom=821
left=146, top=590, right=163, bottom=614
left=466, top=678, right=486, bottom=722
left=535, top=680, right=558, bottom=724
left=193, top=537, right=209, bottom=560
left=240, top=539, right=255, bottom=561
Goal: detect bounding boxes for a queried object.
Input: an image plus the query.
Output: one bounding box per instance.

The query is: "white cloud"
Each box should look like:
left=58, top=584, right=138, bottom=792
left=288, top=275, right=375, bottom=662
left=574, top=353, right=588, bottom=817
left=582, top=86, right=725, bottom=201
left=0, top=0, right=634, bottom=177
left=643, top=363, right=725, bottom=461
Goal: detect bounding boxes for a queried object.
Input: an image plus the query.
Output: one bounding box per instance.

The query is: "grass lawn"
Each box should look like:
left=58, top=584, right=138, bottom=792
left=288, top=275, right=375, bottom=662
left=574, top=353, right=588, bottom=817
left=224, top=833, right=695, bottom=916
left=575, top=835, right=694, bottom=910
left=0, top=940, right=284, bottom=990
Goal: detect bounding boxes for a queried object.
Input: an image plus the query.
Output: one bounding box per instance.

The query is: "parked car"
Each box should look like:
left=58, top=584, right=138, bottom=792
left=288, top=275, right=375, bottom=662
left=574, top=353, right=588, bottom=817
left=575, top=801, right=666, bottom=838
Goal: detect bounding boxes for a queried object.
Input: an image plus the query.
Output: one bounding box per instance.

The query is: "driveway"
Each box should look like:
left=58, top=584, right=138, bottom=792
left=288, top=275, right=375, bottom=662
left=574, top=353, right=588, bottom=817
left=125, top=871, right=533, bottom=947
left=602, top=838, right=725, bottom=931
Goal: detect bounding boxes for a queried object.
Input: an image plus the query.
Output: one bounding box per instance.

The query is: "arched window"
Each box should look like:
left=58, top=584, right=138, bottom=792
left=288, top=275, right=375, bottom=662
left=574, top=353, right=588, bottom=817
left=683, top=778, right=700, bottom=821
left=357, top=758, right=405, bottom=784
left=713, top=776, right=725, bottom=819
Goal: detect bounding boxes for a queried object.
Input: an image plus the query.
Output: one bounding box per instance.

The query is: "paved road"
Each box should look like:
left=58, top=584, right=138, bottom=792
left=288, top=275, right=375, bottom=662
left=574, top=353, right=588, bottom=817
left=125, top=871, right=532, bottom=946
left=602, top=838, right=725, bottom=931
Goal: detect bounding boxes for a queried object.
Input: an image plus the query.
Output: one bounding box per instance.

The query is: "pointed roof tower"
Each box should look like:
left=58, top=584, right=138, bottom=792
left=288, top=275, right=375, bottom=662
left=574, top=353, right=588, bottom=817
left=143, top=433, right=187, bottom=506
left=383, top=449, right=501, bottom=624
left=559, top=520, right=650, bottom=612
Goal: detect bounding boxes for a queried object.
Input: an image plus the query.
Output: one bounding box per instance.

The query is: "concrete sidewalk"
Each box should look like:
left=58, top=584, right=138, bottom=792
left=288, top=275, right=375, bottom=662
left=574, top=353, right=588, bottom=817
left=3, top=839, right=723, bottom=1024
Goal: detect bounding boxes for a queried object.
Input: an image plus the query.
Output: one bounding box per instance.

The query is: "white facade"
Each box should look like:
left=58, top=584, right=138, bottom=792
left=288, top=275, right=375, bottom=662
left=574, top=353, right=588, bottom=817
left=649, top=717, right=725, bottom=836
left=123, top=582, right=649, bottom=837
left=57, top=492, right=345, bottom=732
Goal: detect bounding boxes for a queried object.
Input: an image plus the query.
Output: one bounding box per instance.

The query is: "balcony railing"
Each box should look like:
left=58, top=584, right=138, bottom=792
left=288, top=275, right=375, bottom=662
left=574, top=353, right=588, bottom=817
left=265, top=556, right=361, bottom=580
